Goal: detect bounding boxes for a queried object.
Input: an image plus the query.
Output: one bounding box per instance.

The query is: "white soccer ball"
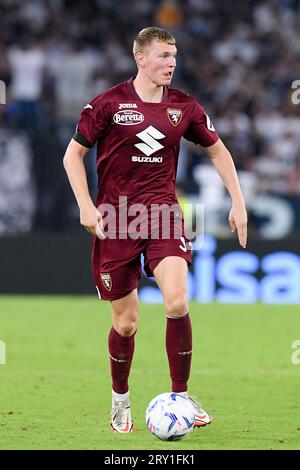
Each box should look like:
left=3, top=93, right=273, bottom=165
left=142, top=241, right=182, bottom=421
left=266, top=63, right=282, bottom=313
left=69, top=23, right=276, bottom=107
left=145, top=392, right=195, bottom=441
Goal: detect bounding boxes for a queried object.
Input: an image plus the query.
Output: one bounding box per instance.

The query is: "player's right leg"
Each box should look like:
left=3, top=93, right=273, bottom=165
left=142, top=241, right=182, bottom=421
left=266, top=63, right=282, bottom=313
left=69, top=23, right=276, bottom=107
left=92, top=237, right=145, bottom=433
left=92, top=238, right=142, bottom=432
left=109, top=288, right=139, bottom=433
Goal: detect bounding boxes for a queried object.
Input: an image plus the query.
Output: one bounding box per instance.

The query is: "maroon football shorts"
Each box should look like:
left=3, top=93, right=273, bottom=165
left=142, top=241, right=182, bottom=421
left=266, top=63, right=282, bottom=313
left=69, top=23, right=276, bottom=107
left=92, top=234, right=192, bottom=301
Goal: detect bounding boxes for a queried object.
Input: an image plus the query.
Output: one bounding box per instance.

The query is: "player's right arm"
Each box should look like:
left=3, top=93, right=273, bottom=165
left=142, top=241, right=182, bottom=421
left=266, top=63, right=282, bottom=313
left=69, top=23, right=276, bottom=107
left=63, top=138, right=103, bottom=237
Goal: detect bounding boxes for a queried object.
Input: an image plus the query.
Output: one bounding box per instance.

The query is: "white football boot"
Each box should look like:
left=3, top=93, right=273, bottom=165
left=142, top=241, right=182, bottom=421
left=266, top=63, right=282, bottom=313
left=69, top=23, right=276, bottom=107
left=187, top=396, right=212, bottom=427
left=110, top=398, right=134, bottom=433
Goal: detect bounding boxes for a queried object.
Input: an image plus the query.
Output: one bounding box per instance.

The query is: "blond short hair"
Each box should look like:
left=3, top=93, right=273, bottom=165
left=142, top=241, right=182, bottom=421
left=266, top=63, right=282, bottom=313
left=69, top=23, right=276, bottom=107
left=133, top=27, right=176, bottom=56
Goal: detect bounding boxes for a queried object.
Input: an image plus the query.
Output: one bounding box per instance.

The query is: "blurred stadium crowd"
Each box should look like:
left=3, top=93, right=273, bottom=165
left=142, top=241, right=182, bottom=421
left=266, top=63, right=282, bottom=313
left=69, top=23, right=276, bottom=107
left=0, top=0, right=300, bottom=235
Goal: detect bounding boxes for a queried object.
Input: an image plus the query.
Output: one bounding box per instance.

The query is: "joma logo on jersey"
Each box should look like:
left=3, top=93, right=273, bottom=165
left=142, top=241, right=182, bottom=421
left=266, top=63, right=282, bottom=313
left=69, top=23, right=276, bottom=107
left=134, top=126, right=165, bottom=156
left=167, top=108, right=182, bottom=126
left=113, top=110, right=144, bottom=125
left=118, top=103, right=138, bottom=109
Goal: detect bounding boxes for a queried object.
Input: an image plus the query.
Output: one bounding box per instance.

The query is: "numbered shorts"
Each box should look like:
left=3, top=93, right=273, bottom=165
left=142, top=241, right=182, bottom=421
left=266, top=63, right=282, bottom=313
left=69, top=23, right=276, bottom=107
left=92, top=235, right=192, bottom=301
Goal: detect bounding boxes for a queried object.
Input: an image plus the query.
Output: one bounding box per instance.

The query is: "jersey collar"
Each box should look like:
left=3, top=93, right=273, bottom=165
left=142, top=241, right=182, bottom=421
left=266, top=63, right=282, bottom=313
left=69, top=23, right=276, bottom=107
left=126, top=77, right=169, bottom=103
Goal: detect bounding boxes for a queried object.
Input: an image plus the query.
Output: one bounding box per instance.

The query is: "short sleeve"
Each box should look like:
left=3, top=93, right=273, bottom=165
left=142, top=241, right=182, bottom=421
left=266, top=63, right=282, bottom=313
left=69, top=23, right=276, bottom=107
left=184, top=101, right=219, bottom=147
left=73, top=95, right=111, bottom=148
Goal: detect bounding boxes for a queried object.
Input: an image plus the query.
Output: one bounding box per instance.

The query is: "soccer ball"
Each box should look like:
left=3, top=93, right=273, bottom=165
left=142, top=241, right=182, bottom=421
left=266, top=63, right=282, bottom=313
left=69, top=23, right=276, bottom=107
left=145, top=392, right=195, bottom=441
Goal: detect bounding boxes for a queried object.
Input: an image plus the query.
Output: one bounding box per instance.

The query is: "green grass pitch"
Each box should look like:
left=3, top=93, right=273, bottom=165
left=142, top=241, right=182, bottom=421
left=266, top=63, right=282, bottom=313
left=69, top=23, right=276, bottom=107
left=0, top=296, right=299, bottom=450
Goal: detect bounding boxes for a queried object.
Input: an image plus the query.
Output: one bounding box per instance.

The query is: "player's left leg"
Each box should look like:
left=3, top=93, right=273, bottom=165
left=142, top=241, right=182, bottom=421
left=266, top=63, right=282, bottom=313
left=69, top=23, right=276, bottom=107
left=153, top=256, right=212, bottom=427
left=153, top=256, right=191, bottom=394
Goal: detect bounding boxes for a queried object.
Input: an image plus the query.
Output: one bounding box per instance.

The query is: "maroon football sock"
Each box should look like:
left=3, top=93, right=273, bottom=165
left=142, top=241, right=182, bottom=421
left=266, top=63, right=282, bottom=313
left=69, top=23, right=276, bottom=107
left=108, top=327, right=135, bottom=394
left=166, top=313, right=192, bottom=393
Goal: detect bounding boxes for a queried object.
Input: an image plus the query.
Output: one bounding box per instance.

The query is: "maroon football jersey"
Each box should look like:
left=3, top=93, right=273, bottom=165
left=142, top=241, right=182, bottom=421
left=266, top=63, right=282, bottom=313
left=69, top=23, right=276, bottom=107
left=74, top=78, right=219, bottom=233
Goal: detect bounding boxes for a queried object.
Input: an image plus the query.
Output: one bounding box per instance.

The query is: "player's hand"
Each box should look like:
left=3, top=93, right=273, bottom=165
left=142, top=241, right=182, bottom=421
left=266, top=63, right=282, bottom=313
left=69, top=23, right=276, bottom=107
left=79, top=204, right=106, bottom=239
left=228, top=204, right=248, bottom=248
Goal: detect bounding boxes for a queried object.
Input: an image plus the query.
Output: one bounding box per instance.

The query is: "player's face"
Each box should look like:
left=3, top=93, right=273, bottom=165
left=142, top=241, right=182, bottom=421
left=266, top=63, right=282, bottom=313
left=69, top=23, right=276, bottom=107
left=142, top=40, right=177, bottom=86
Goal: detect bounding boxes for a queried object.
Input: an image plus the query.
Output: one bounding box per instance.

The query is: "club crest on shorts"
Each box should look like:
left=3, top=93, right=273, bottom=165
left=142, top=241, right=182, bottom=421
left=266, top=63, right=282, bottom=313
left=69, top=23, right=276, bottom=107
left=100, top=273, right=112, bottom=291
left=167, top=108, right=182, bottom=126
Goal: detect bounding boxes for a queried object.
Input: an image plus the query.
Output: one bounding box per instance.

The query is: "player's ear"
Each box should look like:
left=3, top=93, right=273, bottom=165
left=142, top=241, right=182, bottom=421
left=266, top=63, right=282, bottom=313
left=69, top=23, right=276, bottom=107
left=135, top=51, right=146, bottom=68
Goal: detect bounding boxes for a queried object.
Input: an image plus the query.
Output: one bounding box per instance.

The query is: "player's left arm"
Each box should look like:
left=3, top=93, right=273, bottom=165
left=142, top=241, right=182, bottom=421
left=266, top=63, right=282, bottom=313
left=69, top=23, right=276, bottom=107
left=204, top=138, right=248, bottom=248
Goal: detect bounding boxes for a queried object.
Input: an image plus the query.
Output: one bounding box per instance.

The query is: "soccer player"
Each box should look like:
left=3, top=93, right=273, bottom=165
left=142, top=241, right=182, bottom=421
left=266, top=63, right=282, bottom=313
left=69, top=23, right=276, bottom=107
left=63, top=27, right=247, bottom=433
